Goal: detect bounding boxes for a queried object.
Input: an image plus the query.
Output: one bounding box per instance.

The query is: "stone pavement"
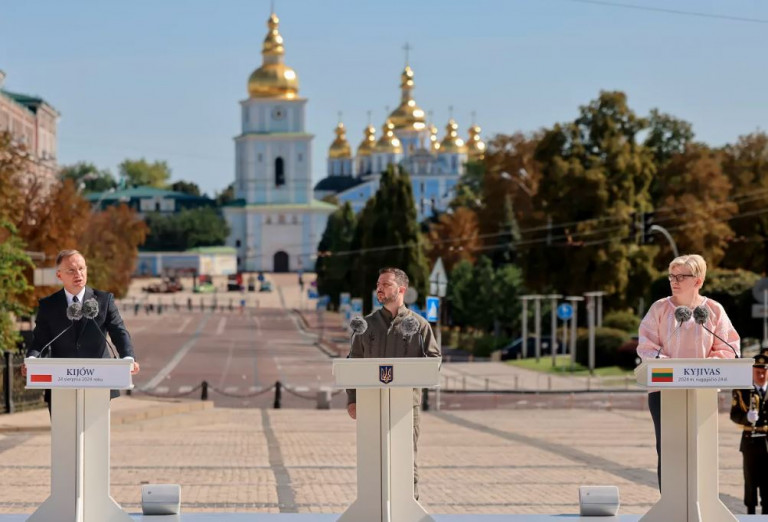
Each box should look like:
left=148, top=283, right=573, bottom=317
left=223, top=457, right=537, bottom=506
left=0, top=396, right=758, bottom=517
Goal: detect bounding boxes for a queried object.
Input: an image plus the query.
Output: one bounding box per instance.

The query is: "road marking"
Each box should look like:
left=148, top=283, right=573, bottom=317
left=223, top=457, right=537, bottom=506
left=178, top=385, right=193, bottom=394
left=176, top=317, right=192, bottom=334
left=216, top=317, right=227, bottom=336
left=294, top=386, right=309, bottom=392
left=140, top=314, right=211, bottom=391
left=154, top=386, right=169, bottom=394
left=249, top=386, right=262, bottom=392
left=224, top=386, right=238, bottom=393
left=252, top=314, right=262, bottom=336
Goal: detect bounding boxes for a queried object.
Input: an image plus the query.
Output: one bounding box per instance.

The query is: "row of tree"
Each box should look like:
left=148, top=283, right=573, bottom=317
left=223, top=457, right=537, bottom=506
left=316, top=90, right=768, bottom=336
left=0, top=132, right=150, bottom=350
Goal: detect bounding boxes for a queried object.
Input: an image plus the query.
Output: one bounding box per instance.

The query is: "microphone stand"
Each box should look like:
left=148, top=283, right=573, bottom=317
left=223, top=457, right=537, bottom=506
left=38, top=323, right=75, bottom=358
left=697, top=322, right=740, bottom=358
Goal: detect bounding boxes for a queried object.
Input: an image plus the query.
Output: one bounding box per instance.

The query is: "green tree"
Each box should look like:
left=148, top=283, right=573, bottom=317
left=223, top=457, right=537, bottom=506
left=119, top=158, right=171, bottom=188
left=315, top=202, right=356, bottom=307
left=215, top=182, right=236, bottom=206
left=446, top=260, right=474, bottom=328
left=523, top=91, right=656, bottom=307
left=0, top=222, right=33, bottom=352
left=60, top=162, right=117, bottom=193
left=143, top=207, right=229, bottom=251
left=354, top=165, right=428, bottom=311
left=721, top=132, right=768, bottom=273
left=170, top=180, right=202, bottom=196
left=652, top=144, right=735, bottom=265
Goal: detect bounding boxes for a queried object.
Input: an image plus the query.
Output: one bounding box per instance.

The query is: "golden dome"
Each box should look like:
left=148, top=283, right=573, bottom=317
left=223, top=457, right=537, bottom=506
left=374, top=120, right=402, bottom=154
left=329, top=122, right=352, bottom=159
left=247, top=13, right=299, bottom=99
left=429, top=123, right=440, bottom=153
left=357, top=124, right=377, bottom=157
left=466, top=124, right=486, bottom=161
left=387, top=66, right=426, bottom=131
left=439, top=119, right=467, bottom=153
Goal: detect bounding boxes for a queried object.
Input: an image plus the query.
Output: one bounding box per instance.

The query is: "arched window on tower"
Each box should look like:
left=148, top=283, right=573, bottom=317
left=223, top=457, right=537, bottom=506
left=275, top=157, right=285, bottom=187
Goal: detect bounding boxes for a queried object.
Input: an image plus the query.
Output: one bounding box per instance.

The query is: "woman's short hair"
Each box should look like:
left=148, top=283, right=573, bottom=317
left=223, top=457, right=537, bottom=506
left=669, top=254, right=707, bottom=281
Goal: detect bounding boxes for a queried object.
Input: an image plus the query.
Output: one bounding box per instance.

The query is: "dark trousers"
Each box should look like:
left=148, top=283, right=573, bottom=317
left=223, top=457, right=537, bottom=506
left=648, top=391, right=661, bottom=490
left=742, top=434, right=768, bottom=513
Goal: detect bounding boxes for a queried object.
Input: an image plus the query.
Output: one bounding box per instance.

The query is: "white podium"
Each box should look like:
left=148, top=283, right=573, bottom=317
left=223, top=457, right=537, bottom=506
left=25, top=357, right=134, bottom=522
left=635, top=358, right=752, bottom=522
left=333, top=357, right=440, bottom=522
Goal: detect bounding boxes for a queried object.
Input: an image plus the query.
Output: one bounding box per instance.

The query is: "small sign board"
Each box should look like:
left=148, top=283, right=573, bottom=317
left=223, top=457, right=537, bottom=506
left=426, top=296, right=439, bottom=322
left=557, top=303, right=573, bottom=321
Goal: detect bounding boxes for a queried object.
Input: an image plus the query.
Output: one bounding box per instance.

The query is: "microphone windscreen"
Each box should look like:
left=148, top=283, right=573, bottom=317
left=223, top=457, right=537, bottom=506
left=399, top=315, right=420, bottom=337
left=674, top=306, right=692, bottom=323
left=83, top=298, right=99, bottom=319
left=349, top=315, right=368, bottom=335
left=67, top=302, right=83, bottom=321
left=693, top=305, right=710, bottom=325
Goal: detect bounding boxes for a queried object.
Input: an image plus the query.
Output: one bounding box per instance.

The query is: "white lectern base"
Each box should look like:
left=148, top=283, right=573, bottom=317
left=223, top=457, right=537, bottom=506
left=27, top=389, right=131, bottom=522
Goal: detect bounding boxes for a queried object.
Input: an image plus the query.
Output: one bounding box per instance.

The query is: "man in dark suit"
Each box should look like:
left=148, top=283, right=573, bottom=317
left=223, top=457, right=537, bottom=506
left=731, top=352, right=768, bottom=514
left=22, top=250, right=140, bottom=403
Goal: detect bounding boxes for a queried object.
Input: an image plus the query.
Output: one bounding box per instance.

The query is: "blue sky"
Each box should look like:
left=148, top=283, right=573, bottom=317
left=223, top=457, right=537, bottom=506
left=1, top=0, right=766, bottom=197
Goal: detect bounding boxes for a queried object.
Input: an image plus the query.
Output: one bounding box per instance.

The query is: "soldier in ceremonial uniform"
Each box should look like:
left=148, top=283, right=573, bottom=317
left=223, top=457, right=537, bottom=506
left=731, top=352, right=768, bottom=514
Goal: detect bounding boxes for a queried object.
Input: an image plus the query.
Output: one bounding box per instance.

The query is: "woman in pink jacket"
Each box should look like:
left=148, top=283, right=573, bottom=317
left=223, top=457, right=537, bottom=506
left=637, top=254, right=740, bottom=488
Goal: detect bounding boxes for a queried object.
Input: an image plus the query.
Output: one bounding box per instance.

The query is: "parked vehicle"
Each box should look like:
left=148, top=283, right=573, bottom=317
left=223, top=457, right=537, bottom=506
left=498, top=336, right=565, bottom=360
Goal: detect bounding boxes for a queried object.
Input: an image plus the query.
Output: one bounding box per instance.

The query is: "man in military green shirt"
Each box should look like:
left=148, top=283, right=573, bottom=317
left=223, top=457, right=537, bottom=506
left=346, top=267, right=441, bottom=499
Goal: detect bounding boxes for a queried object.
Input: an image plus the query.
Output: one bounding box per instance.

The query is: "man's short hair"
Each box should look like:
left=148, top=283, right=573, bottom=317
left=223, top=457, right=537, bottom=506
left=55, top=249, right=83, bottom=267
left=379, top=267, right=409, bottom=288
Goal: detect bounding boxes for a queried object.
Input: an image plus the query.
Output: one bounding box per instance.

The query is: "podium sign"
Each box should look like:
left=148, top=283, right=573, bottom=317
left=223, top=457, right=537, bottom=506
left=26, top=358, right=133, bottom=389
left=640, top=357, right=751, bottom=389
left=334, top=357, right=440, bottom=522
left=635, top=358, right=752, bottom=522
left=25, top=357, right=134, bottom=522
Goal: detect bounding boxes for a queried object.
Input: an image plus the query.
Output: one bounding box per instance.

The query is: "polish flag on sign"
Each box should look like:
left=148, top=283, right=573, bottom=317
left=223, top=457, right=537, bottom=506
left=30, top=374, right=52, bottom=383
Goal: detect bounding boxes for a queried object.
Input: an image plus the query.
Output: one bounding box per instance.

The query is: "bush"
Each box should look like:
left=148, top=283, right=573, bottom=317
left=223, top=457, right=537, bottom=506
left=575, top=327, right=630, bottom=368
left=472, top=334, right=510, bottom=358
left=616, top=339, right=640, bottom=370
left=602, top=310, right=640, bottom=333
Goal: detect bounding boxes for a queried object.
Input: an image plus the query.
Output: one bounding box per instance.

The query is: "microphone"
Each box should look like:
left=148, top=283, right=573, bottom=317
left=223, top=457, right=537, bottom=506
left=655, top=306, right=692, bottom=358
left=693, top=305, right=739, bottom=358
left=38, top=302, right=83, bottom=358
left=349, top=315, right=368, bottom=338
left=398, top=315, right=426, bottom=356
left=82, top=298, right=119, bottom=358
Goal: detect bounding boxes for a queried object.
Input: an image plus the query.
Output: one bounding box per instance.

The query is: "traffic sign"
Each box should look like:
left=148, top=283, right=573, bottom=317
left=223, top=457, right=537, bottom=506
left=404, top=287, right=418, bottom=305
left=754, top=278, right=768, bottom=304
left=426, top=296, right=439, bottom=322
left=351, top=298, right=363, bottom=314
left=557, top=303, right=573, bottom=321
left=340, top=292, right=351, bottom=308
left=429, top=258, right=448, bottom=297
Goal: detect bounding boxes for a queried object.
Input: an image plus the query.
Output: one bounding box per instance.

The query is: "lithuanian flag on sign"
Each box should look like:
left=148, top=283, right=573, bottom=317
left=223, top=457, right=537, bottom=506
left=651, top=368, right=674, bottom=383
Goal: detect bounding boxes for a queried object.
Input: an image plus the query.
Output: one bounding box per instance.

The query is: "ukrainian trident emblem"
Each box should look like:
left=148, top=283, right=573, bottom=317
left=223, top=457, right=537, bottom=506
left=379, top=365, right=393, bottom=384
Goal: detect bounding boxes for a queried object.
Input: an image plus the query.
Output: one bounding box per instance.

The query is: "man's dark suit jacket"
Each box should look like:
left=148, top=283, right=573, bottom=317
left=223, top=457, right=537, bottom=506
left=28, top=287, right=135, bottom=401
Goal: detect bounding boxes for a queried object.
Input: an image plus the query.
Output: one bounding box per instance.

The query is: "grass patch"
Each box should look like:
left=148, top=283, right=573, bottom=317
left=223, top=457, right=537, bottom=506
left=506, top=355, right=633, bottom=377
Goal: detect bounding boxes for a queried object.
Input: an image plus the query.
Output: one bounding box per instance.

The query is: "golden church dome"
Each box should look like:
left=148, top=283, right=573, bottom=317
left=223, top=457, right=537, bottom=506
left=357, top=124, right=377, bottom=157
left=439, top=119, right=467, bottom=153
left=387, top=66, right=426, bottom=131
left=429, top=123, right=440, bottom=153
left=328, top=122, right=352, bottom=159
left=248, top=13, right=299, bottom=99
left=374, top=120, right=402, bottom=153
left=466, top=123, right=486, bottom=161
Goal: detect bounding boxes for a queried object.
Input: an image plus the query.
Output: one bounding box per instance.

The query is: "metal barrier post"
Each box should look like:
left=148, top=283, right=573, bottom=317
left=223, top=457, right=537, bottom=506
left=422, top=388, right=429, bottom=411
left=274, top=381, right=282, bottom=409
left=3, top=351, right=13, bottom=414
left=201, top=380, right=209, bottom=401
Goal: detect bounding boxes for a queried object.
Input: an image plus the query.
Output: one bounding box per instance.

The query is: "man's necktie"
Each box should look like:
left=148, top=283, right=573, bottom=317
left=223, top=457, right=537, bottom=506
left=72, top=296, right=79, bottom=303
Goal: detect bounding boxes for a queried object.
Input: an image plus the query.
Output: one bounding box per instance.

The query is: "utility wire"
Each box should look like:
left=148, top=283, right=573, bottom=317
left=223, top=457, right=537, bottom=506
left=556, top=0, right=768, bottom=25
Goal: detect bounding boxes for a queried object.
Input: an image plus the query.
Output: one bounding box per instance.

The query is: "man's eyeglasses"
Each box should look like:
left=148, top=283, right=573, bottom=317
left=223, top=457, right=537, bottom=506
left=62, top=267, right=87, bottom=276
left=668, top=274, right=695, bottom=284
